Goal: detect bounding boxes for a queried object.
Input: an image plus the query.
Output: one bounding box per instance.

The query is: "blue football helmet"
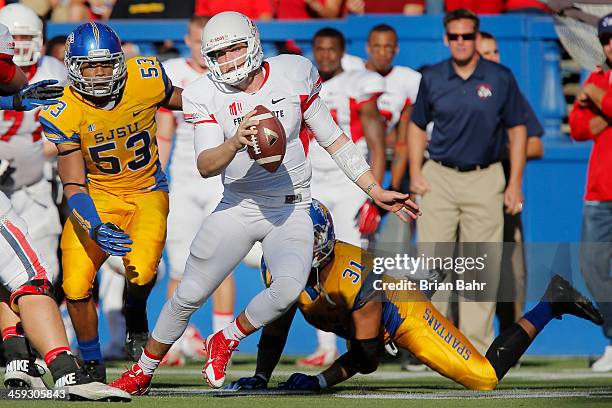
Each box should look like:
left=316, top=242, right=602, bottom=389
left=310, top=199, right=335, bottom=269
left=65, top=22, right=126, bottom=98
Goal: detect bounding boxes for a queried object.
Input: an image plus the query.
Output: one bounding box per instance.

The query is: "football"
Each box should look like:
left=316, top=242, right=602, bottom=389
left=247, top=105, right=287, bottom=173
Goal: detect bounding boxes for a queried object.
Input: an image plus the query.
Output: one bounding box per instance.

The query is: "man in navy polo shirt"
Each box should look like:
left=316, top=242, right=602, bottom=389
left=407, top=8, right=527, bottom=353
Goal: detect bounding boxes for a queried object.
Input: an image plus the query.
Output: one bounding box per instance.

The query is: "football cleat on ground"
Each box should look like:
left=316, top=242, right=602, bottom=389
left=109, top=363, right=152, bottom=396
left=49, top=352, right=131, bottom=401
left=4, top=358, right=47, bottom=389
left=126, top=331, right=149, bottom=361
left=82, top=359, right=107, bottom=383
left=202, top=331, right=238, bottom=388
left=544, top=274, right=604, bottom=325
left=296, top=348, right=338, bottom=368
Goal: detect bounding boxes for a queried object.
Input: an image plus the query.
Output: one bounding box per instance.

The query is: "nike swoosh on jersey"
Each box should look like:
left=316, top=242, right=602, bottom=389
left=271, top=98, right=286, bottom=104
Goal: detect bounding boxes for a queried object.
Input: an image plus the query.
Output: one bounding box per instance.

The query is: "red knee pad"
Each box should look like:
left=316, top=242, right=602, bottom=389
left=9, top=279, right=54, bottom=314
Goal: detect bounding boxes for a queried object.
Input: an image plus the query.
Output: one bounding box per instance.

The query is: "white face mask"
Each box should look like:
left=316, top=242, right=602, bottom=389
left=200, top=11, right=264, bottom=86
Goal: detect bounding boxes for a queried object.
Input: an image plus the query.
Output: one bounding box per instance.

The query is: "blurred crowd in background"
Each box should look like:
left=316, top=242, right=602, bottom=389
left=0, top=0, right=551, bottom=22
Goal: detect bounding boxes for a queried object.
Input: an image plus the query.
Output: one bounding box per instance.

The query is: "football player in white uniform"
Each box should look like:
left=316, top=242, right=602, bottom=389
left=0, top=4, right=64, bottom=281
left=157, top=15, right=230, bottom=366
left=110, top=11, right=419, bottom=395
left=359, top=24, right=422, bottom=240
left=0, top=22, right=131, bottom=402
left=300, top=27, right=386, bottom=368
left=0, top=3, right=68, bottom=385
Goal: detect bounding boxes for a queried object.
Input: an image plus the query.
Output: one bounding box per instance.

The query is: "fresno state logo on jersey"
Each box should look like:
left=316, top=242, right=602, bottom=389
left=476, top=84, right=493, bottom=99
left=229, top=101, right=243, bottom=116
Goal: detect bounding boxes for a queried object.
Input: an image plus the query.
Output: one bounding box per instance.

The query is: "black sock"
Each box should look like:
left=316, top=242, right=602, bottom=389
left=48, top=352, right=90, bottom=384
left=3, top=337, right=31, bottom=361
left=123, top=280, right=154, bottom=334
left=485, top=323, right=532, bottom=380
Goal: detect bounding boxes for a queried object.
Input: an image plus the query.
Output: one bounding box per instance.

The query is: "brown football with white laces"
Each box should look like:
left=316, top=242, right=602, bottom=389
left=247, top=105, right=286, bottom=173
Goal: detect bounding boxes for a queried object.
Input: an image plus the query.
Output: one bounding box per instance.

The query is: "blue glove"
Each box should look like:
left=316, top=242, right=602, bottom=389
left=91, top=222, right=132, bottom=257
left=225, top=374, right=268, bottom=390
left=0, top=79, right=63, bottom=111
left=67, top=193, right=132, bottom=257
left=278, top=373, right=321, bottom=391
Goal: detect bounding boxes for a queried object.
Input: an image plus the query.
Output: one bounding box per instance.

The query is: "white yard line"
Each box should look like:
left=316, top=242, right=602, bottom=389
left=107, top=367, right=612, bottom=381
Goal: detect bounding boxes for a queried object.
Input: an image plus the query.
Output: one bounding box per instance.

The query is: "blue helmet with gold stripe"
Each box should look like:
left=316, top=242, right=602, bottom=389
left=310, top=199, right=335, bottom=269
left=65, top=22, right=126, bottom=98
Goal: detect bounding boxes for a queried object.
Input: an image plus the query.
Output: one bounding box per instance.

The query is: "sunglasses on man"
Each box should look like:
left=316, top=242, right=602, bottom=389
left=600, top=33, right=612, bottom=46
left=447, top=32, right=477, bottom=41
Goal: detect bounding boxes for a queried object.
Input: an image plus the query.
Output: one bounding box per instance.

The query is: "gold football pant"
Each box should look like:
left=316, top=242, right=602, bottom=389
left=382, top=290, right=499, bottom=391
left=61, top=189, right=168, bottom=300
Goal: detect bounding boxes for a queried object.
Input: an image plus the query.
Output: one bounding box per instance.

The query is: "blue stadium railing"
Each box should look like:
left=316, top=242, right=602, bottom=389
left=48, top=16, right=603, bottom=355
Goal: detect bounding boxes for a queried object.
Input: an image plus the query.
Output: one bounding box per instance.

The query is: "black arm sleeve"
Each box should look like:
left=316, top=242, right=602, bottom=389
left=336, top=337, right=381, bottom=376
left=255, top=304, right=298, bottom=380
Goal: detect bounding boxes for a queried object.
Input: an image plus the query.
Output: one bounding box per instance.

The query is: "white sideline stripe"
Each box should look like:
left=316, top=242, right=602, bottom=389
left=106, top=367, right=612, bottom=380
left=256, top=155, right=282, bottom=164
left=335, top=390, right=612, bottom=400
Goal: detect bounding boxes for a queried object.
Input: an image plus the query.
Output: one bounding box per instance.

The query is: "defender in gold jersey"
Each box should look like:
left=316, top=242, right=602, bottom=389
left=229, top=199, right=603, bottom=391
left=39, top=22, right=182, bottom=381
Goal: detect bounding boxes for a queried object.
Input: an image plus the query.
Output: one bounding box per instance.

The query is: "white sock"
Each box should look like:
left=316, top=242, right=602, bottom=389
left=222, top=319, right=248, bottom=342
left=316, top=330, right=337, bottom=352
left=138, top=349, right=162, bottom=376
left=213, top=312, right=234, bottom=334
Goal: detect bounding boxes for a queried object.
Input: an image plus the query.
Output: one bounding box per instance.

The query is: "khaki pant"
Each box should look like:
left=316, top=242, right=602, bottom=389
left=417, top=160, right=504, bottom=354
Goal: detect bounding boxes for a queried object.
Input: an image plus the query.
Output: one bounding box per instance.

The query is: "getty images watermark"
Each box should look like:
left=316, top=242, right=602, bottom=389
left=370, top=253, right=489, bottom=292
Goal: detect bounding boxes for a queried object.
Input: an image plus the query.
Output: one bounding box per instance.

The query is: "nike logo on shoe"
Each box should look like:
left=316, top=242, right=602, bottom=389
left=55, top=372, right=77, bottom=387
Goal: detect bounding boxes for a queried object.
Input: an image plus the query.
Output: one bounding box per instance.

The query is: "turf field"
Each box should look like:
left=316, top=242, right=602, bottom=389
left=2, top=355, right=612, bottom=406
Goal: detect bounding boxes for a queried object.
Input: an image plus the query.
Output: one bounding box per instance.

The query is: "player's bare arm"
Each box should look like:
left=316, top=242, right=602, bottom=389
left=407, top=121, right=430, bottom=195
left=505, top=124, right=526, bottom=215
left=196, top=110, right=257, bottom=178
left=318, top=301, right=383, bottom=387
left=390, top=104, right=411, bottom=190
left=56, top=143, right=88, bottom=198
left=325, top=134, right=421, bottom=221
left=359, top=99, right=386, bottom=183
left=0, top=62, right=27, bottom=94
left=161, top=85, right=183, bottom=110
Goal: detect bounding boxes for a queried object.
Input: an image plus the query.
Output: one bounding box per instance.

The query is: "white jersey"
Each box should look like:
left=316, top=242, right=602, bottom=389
left=0, top=57, right=67, bottom=192
left=183, top=54, right=327, bottom=207
left=341, top=54, right=365, bottom=72
left=0, top=191, right=10, bottom=216
left=161, top=58, right=207, bottom=169
left=309, top=69, right=384, bottom=176
left=376, top=65, right=421, bottom=133
left=0, top=23, right=13, bottom=55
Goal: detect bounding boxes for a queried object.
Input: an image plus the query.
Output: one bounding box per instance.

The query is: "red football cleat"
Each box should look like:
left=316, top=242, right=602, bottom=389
left=109, top=363, right=152, bottom=395
left=202, top=331, right=238, bottom=388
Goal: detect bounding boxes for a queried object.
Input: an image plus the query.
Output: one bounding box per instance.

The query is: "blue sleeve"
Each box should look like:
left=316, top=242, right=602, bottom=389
left=410, top=74, right=432, bottom=130
left=501, top=72, right=527, bottom=129
left=40, top=116, right=80, bottom=144
left=159, top=61, right=173, bottom=101
left=67, top=193, right=102, bottom=235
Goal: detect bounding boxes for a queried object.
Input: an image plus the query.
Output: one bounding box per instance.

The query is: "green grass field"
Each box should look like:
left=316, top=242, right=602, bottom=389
left=2, top=355, right=612, bottom=406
